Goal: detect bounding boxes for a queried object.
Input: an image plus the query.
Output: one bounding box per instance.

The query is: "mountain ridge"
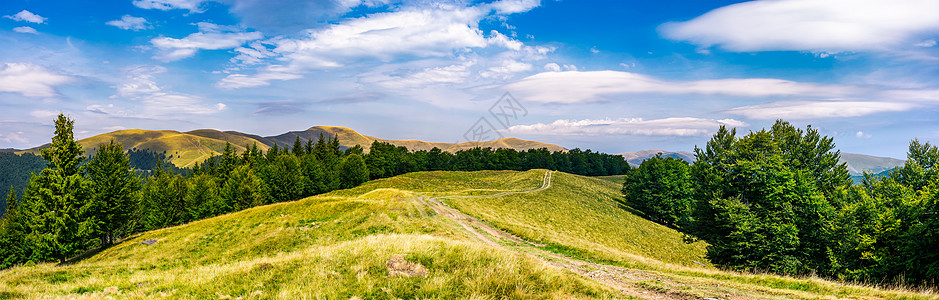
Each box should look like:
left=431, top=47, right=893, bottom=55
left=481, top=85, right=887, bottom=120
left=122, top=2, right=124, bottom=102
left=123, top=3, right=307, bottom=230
left=17, top=126, right=566, bottom=167
left=619, top=149, right=905, bottom=176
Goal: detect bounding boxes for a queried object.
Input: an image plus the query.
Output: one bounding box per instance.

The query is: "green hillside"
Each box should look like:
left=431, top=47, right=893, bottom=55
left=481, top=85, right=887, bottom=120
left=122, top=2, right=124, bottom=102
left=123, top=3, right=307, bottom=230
left=1, top=170, right=933, bottom=299
left=268, top=126, right=568, bottom=153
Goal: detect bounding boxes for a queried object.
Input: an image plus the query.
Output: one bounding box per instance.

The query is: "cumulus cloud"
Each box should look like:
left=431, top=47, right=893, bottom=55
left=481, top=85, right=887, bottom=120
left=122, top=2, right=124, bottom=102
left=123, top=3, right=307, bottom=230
left=133, top=0, right=205, bottom=12
left=5, top=10, right=46, bottom=23
left=724, top=100, right=913, bottom=119
left=505, top=117, right=748, bottom=136
left=0, top=63, right=73, bottom=98
left=502, top=70, right=857, bottom=104
left=107, top=15, right=151, bottom=31
left=660, top=0, right=939, bottom=52
left=151, top=22, right=262, bottom=61
left=12, top=26, right=38, bottom=34
left=856, top=131, right=872, bottom=138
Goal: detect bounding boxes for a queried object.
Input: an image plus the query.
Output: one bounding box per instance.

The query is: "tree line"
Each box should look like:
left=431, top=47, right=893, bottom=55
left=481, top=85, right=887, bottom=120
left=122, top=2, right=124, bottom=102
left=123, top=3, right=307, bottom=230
left=0, top=114, right=630, bottom=269
left=623, top=120, right=938, bottom=287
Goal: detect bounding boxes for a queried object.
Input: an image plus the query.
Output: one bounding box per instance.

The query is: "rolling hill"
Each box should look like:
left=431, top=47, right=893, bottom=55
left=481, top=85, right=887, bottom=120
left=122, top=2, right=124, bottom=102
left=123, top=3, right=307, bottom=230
left=17, top=126, right=565, bottom=168
left=1, top=170, right=930, bottom=299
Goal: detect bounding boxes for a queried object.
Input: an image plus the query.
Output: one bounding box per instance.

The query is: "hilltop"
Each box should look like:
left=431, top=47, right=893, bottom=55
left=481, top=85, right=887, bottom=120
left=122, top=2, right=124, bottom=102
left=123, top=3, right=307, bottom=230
left=17, top=126, right=565, bottom=168
left=1, top=170, right=932, bottom=299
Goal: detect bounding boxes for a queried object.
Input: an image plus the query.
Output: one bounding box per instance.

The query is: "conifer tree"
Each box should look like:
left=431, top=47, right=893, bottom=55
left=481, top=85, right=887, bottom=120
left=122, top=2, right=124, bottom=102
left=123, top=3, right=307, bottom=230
left=85, top=140, right=140, bottom=245
left=0, top=188, right=27, bottom=268
left=20, top=114, right=93, bottom=263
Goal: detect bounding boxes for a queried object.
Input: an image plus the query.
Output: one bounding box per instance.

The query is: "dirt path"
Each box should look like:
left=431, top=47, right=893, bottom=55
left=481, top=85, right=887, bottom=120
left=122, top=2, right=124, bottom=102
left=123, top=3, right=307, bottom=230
left=419, top=171, right=709, bottom=299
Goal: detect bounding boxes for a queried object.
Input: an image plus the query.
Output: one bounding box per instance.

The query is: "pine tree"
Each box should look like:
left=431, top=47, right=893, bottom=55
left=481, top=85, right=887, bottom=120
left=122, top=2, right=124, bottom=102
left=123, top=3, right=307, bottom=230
left=20, top=114, right=93, bottom=263
left=0, top=187, right=28, bottom=268
left=292, top=136, right=304, bottom=156
left=85, top=140, right=140, bottom=246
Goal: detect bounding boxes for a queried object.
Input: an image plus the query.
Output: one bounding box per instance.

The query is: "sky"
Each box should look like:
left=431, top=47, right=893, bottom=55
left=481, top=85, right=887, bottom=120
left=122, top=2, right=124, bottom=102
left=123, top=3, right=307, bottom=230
left=2, top=0, right=939, bottom=158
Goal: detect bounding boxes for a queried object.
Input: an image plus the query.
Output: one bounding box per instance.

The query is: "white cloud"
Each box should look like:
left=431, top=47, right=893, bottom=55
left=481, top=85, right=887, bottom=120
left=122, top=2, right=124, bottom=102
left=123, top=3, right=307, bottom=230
left=108, top=65, right=227, bottom=116
left=0, top=132, right=28, bottom=144
left=12, top=26, right=38, bottom=34
left=489, top=0, right=541, bottom=14
left=107, top=15, right=151, bottom=31
left=5, top=10, right=46, bottom=24
left=915, top=39, right=937, bottom=47
left=487, top=30, right=523, bottom=51
left=479, top=59, right=532, bottom=79
left=543, top=63, right=561, bottom=72
left=856, top=131, right=872, bottom=138
left=590, top=46, right=599, bottom=54
left=215, top=71, right=303, bottom=89
left=502, top=70, right=857, bottom=104
left=0, top=63, right=73, bottom=98
left=505, top=117, right=748, bottom=136
left=151, top=22, right=262, bottom=61
left=375, top=60, right=476, bottom=89
left=224, top=2, right=539, bottom=88
left=30, top=110, right=60, bottom=119
left=661, top=0, right=939, bottom=52
left=724, top=100, right=913, bottom=119
left=132, top=0, right=204, bottom=12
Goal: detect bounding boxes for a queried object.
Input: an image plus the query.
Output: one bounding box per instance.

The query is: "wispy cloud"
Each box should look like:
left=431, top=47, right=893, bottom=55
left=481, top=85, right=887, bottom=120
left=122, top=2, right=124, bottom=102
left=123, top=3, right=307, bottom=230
left=0, top=63, right=73, bottom=98
left=219, top=1, right=541, bottom=88
left=12, top=26, right=38, bottom=34
left=724, top=100, right=913, bottom=119
left=505, top=117, right=747, bottom=136
left=502, top=70, right=857, bottom=104
left=253, top=100, right=307, bottom=116
left=107, top=15, right=151, bottom=31
left=151, top=22, right=262, bottom=61
left=660, top=0, right=939, bottom=53
left=105, top=65, right=227, bottom=116
left=132, top=0, right=205, bottom=12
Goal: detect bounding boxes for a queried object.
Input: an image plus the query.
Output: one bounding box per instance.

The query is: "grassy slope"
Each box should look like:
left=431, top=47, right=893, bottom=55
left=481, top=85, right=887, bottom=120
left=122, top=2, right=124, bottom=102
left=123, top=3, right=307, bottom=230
left=0, top=171, right=613, bottom=299
left=444, top=172, right=708, bottom=267
left=1, top=170, right=934, bottom=299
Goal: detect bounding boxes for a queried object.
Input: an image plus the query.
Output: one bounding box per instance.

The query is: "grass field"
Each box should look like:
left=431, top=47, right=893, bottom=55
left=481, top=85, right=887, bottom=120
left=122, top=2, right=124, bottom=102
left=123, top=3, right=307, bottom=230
left=1, top=170, right=935, bottom=299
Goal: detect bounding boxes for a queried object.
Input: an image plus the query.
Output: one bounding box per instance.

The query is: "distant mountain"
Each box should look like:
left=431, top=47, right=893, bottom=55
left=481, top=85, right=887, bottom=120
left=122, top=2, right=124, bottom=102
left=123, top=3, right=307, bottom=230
left=617, top=149, right=695, bottom=167
left=264, top=126, right=567, bottom=153
left=19, top=129, right=271, bottom=168
left=17, top=126, right=565, bottom=168
left=618, top=149, right=905, bottom=177
left=839, top=152, right=905, bottom=176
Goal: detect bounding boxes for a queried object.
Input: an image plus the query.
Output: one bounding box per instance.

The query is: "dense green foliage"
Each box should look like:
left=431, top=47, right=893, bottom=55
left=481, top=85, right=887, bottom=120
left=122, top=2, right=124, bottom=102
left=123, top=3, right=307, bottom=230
left=624, top=120, right=938, bottom=286
left=85, top=141, right=139, bottom=246
left=0, top=152, right=46, bottom=218
left=622, top=154, right=693, bottom=227
left=364, top=141, right=630, bottom=180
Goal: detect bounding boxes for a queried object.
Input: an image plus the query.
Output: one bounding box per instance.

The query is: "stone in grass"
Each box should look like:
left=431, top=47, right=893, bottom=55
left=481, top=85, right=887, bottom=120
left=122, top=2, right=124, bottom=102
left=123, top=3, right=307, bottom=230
left=140, top=239, right=158, bottom=246
left=385, top=255, right=428, bottom=277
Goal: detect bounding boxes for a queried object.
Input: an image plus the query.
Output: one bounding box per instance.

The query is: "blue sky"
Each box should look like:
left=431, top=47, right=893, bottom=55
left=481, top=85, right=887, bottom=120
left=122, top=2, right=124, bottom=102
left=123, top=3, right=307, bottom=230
left=2, top=0, right=939, bottom=158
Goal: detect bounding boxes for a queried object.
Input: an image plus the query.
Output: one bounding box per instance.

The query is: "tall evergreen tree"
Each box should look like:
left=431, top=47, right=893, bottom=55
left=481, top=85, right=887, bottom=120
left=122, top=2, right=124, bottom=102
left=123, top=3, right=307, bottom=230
left=20, top=114, right=94, bottom=263
left=85, top=140, right=140, bottom=246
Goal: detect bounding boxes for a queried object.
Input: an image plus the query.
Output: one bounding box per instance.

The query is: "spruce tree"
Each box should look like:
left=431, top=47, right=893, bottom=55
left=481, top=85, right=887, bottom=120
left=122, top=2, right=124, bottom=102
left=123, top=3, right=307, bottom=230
left=0, top=188, right=27, bottom=268
left=85, top=140, right=140, bottom=246
left=20, top=114, right=93, bottom=263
